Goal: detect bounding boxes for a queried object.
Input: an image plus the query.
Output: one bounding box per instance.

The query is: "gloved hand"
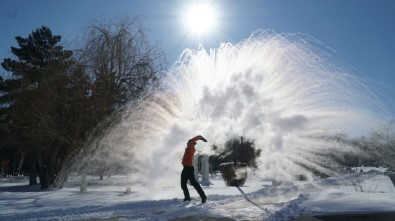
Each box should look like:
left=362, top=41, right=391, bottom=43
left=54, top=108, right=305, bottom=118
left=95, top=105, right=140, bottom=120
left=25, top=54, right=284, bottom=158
left=200, top=136, right=207, bottom=142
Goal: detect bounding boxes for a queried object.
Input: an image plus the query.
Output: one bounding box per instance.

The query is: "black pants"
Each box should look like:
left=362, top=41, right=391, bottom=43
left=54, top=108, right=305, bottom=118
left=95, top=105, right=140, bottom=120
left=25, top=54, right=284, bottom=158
left=181, top=166, right=206, bottom=200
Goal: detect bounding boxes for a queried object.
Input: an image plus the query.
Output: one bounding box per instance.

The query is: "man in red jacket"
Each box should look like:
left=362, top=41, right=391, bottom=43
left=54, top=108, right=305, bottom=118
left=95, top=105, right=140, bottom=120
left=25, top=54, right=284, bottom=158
left=181, top=135, right=208, bottom=203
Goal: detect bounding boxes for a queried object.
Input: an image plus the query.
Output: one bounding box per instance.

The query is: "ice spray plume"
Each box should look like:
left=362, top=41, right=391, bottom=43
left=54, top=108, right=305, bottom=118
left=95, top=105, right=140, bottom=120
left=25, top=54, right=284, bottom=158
left=73, top=30, right=392, bottom=187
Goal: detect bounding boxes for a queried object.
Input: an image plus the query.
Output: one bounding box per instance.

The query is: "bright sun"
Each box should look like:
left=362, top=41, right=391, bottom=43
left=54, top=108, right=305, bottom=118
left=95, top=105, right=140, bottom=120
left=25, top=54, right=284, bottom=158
left=184, top=2, right=217, bottom=36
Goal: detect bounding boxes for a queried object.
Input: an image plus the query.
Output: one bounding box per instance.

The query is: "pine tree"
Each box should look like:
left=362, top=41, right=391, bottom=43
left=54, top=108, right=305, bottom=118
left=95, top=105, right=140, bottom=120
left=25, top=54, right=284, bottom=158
left=1, top=26, right=74, bottom=188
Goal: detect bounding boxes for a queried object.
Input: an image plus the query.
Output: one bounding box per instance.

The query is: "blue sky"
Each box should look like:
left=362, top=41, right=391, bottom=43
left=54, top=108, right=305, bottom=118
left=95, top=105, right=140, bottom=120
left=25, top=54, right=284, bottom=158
left=1, top=0, right=394, bottom=111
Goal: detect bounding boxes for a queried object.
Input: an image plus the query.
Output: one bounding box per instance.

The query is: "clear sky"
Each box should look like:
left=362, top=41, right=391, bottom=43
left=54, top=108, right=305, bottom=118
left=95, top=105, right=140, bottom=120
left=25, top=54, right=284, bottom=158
left=1, top=0, right=394, bottom=107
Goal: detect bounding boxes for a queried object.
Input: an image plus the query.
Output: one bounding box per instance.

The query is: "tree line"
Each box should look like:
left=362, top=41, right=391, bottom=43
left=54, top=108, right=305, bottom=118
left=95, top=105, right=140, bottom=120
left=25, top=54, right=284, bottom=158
left=293, top=121, right=395, bottom=179
left=0, top=16, right=166, bottom=189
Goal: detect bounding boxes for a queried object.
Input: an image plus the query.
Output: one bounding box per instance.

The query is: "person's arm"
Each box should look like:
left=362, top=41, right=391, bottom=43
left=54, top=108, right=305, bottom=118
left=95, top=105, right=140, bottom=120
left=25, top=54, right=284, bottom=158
left=191, top=135, right=207, bottom=143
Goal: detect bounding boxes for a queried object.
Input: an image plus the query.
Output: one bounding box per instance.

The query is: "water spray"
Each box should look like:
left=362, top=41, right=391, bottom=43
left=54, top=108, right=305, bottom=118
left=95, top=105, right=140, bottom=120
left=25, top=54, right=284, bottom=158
left=74, top=30, right=392, bottom=187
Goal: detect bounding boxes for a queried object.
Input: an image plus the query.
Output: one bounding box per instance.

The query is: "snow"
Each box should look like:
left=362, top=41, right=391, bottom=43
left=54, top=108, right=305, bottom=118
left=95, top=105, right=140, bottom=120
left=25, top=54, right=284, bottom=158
left=1, top=168, right=395, bottom=221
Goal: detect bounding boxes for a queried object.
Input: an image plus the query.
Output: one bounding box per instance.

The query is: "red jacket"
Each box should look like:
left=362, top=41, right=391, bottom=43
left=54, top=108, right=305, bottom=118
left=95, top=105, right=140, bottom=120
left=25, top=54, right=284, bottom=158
left=181, top=136, right=202, bottom=166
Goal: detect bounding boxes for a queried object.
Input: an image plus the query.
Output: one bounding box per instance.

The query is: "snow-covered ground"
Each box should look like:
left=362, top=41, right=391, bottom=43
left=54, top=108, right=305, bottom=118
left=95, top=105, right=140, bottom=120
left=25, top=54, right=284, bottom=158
left=1, top=167, right=395, bottom=221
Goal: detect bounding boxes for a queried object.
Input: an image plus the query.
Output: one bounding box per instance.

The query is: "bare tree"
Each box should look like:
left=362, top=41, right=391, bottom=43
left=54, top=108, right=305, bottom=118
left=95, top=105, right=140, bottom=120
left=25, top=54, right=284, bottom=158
left=54, top=16, right=166, bottom=188
left=81, top=15, right=165, bottom=107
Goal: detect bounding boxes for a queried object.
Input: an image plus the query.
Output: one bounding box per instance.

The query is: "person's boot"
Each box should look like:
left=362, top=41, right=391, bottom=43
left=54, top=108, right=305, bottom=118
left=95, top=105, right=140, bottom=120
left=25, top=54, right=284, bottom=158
left=201, top=195, right=207, bottom=203
left=183, top=190, right=191, bottom=202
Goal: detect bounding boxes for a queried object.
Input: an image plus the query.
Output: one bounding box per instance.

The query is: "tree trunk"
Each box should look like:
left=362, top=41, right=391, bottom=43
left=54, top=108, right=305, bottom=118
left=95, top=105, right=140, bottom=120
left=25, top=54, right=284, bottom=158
left=29, top=154, right=37, bottom=185
left=12, top=156, right=16, bottom=176
left=40, top=164, right=49, bottom=189
left=53, top=162, right=69, bottom=189
left=47, top=140, right=61, bottom=186
left=53, top=146, right=78, bottom=189
left=37, top=150, right=49, bottom=189
left=17, top=150, right=25, bottom=175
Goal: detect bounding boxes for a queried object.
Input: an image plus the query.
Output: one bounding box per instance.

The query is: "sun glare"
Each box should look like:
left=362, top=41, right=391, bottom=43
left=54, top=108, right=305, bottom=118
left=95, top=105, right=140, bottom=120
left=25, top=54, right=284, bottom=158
left=184, top=2, right=217, bottom=36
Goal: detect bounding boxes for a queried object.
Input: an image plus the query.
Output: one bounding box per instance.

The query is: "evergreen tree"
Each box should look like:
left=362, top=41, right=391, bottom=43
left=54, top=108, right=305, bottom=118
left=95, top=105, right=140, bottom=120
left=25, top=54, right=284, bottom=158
left=1, top=26, right=76, bottom=188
